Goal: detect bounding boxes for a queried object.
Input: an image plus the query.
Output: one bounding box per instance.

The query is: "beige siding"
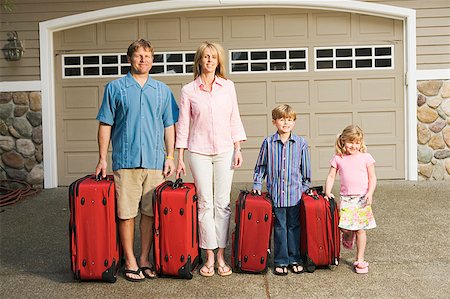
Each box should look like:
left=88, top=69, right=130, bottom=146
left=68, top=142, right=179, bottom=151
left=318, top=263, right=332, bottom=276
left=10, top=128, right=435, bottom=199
left=0, top=0, right=154, bottom=81
left=368, top=0, right=450, bottom=70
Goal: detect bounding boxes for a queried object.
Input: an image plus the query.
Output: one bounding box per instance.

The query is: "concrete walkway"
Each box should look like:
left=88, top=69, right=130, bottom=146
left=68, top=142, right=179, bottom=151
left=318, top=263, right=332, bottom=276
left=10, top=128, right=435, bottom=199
left=1, top=180, right=449, bottom=299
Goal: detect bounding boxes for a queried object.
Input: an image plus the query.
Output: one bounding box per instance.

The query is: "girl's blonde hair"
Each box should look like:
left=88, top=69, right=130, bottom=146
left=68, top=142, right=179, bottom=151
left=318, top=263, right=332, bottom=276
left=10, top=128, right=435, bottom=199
left=272, top=104, right=297, bottom=120
left=193, top=41, right=227, bottom=79
left=335, top=125, right=367, bottom=156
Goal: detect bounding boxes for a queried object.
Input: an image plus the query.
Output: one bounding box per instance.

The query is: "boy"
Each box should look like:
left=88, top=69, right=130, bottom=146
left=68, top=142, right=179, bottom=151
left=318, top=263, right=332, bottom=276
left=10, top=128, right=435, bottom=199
left=252, top=104, right=311, bottom=275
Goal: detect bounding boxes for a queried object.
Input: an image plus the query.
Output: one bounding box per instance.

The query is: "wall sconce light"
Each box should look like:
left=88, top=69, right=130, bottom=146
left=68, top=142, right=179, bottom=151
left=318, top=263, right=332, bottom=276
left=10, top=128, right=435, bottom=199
left=3, top=31, right=24, bottom=61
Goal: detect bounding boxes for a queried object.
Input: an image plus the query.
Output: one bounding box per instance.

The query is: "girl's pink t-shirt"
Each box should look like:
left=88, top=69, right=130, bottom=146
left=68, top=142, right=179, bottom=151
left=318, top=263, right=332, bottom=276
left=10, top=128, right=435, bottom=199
left=330, top=152, right=375, bottom=196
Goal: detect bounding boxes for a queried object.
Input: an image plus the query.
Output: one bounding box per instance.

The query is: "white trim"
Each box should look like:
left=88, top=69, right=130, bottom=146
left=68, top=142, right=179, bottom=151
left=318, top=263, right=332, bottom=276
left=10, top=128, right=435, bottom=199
left=405, top=12, right=417, bottom=181
left=39, top=0, right=417, bottom=188
left=417, top=69, right=450, bottom=80
left=0, top=81, right=41, bottom=92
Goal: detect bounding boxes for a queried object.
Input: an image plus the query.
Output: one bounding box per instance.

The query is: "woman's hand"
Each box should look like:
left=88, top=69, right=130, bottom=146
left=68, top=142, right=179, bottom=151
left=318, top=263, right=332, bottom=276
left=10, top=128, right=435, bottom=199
left=233, top=149, right=243, bottom=168
left=176, top=158, right=186, bottom=179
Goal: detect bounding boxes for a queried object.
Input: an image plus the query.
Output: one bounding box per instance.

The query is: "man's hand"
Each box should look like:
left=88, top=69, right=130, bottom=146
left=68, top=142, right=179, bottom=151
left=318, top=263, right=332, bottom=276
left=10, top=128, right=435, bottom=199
left=95, top=159, right=108, bottom=178
left=163, top=158, right=176, bottom=178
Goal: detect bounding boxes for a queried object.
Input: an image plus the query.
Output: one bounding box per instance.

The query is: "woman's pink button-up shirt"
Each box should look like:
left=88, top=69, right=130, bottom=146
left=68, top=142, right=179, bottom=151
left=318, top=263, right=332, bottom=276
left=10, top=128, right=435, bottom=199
left=175, top=76, right=247, bottom=155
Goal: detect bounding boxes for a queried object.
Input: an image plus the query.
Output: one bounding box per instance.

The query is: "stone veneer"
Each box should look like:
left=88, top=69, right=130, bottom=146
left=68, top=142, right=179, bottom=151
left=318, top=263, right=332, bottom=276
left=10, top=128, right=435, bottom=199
left=0, top=91, right=43, bottom=188
left=417, top=80, right=450, bottom=180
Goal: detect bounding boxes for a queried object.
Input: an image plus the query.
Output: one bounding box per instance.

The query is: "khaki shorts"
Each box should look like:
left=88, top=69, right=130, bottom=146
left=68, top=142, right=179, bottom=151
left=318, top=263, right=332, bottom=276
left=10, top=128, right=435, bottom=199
left=114, top=168, right=164, bottom=219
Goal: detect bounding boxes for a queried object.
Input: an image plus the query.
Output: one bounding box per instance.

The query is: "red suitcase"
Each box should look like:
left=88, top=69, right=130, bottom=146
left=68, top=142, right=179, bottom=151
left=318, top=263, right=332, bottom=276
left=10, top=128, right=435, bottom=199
left=69, top=174, right=121, bottom=282
left=299, top=187, right=340, bottom=272
left=232, top=190, right=273, bottom=273
left=152, top=179, right=201, bottom=279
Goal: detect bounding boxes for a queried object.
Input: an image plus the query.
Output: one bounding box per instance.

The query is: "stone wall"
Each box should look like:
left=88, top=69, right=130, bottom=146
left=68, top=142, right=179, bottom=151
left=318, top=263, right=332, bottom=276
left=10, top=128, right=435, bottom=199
left=417, top=80, right=450, bottom=180
left=0, top=92, right=44, bottom=188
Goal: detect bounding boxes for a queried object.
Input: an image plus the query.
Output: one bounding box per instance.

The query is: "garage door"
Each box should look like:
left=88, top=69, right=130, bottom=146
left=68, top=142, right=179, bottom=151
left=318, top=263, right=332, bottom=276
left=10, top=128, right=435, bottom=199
left=55, top=8, right=405, bottom=186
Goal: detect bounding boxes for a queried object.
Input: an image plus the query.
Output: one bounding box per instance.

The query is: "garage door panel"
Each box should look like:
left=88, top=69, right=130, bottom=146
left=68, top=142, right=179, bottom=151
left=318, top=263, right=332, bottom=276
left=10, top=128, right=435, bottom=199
left=64, top=119, right=98, bottom=142
left=185, top=17, right=223, bottom=41
left=166, top=83, right=183, bottom=104
left=143, top=18, right=181, bottom=43
left=227, top=15, right=265, bottom=41
left=103, top=19, right=139, bottom=44
left=368, top=144, right=404, bottom=178
left=357, top=111, right=399, bottom=139
left=65, top=151, right=112, bottom=176
left=357, top=15, right=395, bottom=37
left=235, top=81, right=267, bottom=112
left=62, top=86, right=100, bottom=115
left=273, top=81, right=309, bottom=105
left=241, top=115, right=268, bottom=148
left=357, top=78, right=397, bottom=106
left=313, top=13, right=351, bottom=39
left=271, top=14, right=308, bottom=39
left=313, top=145, right=335, bottom=180
left=293, top=113, right=310, bottom=139
left=60, top=24, right=97, bottom=47
left=315, top=113, right=353, bottom=139
left=314, top=79, right=352, bottom=104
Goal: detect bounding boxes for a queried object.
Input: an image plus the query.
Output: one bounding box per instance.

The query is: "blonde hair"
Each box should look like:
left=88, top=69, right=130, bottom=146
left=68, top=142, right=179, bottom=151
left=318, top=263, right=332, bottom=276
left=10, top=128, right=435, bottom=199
left=193, top=41, right=227, bottom=79
left=335, top=125, right=367, bottom=156
left=272, top=104, right=297, bottom=120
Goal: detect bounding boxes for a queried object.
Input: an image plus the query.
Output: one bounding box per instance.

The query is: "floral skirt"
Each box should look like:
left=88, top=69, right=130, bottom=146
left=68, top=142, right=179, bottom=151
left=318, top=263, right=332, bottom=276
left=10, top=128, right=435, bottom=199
left=338, top=195, right=376, bottom=230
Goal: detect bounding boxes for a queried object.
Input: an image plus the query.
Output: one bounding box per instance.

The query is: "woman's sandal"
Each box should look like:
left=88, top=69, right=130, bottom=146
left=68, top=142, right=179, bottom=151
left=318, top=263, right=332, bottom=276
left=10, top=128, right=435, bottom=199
left=288, top=264, right=304, bottom=274
left=216, top=262, right=232, bottom=277
left=353, top=261, right=369, bottom=274
left=199, top=263, right=215, bottom=277
left=274, top=266, right=288, bottom=276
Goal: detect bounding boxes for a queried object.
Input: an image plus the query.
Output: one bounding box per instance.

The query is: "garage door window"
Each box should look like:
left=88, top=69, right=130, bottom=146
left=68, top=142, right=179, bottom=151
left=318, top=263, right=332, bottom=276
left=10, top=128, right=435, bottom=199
left=62, top=51, right=195, bottom=78
left=315, top=45, right=393, bottom=71
left=230, top=48, right=308, bottom=73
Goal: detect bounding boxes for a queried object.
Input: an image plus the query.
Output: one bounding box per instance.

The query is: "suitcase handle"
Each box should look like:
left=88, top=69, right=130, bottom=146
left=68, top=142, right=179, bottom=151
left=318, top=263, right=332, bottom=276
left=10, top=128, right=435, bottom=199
left=172, top=178, right=183, bottom=189
left=93, top=174, right=112, bottom=181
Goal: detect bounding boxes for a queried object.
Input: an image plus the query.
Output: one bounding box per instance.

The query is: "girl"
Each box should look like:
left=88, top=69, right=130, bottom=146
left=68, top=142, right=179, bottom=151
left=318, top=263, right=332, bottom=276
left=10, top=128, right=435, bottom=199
left=325, top=125, right=376, bottom=274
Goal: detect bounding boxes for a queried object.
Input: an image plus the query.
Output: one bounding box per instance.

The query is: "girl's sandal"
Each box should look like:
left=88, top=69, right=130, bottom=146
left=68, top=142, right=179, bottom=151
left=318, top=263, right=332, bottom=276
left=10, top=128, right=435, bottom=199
left=354, top=261, right=369, bottom=274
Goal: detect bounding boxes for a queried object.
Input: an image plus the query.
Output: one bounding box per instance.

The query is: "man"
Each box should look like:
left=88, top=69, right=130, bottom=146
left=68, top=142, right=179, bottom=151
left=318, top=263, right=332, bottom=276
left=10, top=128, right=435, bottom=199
left=95, top=39, right=179, bottom=282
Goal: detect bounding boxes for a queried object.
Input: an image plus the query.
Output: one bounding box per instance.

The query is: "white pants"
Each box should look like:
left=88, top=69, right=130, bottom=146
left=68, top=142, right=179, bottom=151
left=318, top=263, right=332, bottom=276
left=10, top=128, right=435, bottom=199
left=189, top=150, right=234, bottom=249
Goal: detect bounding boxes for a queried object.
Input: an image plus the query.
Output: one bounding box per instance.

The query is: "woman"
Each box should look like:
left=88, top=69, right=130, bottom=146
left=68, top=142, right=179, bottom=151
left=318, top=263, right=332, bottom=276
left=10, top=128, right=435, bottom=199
left=175, top=41, right=246, bottom=277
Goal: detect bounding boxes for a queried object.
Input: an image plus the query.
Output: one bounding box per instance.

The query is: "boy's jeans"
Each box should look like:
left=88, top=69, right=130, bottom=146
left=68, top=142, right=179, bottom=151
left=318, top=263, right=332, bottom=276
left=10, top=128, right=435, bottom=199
left=273, top=204, right=301, bottom=266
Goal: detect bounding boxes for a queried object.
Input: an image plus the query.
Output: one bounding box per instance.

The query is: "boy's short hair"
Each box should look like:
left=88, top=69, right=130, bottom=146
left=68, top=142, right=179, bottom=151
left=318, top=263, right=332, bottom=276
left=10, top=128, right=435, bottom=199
left=272, top=104, right=297, bottom=120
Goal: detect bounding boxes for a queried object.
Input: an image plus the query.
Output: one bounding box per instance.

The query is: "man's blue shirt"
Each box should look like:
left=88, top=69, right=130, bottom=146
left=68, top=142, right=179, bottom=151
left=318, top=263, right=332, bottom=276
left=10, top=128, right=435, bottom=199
left=96, top=72, right=179, bottom=171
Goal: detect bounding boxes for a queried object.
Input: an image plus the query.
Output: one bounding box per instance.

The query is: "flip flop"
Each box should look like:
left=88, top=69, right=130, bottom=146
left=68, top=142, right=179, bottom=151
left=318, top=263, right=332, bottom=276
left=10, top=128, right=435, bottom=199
left=123, top=268, right=145, bottom=282
left=140, top=266, right=157, bottom=279
left=354, top=261, right=369, bottom=274
left=288, top=264, right=304, bottom=274
left=216, top=263, right=232, bottom=277
left=274, top=266, right=288, bottom=276
left=199, top=263, right=215, bottom=277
